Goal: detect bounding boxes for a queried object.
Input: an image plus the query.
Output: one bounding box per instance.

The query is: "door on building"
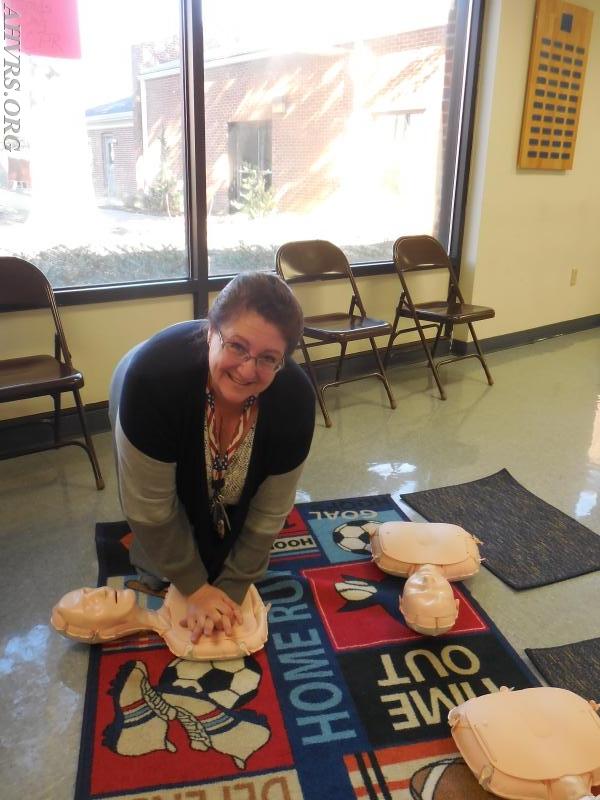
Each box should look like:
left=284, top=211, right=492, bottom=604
left=228, top=121, right=272, bottom=212
left=102, top=134, right=117, bottom=200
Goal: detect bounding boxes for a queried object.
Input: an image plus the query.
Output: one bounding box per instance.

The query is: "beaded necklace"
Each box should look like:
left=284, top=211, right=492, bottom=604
left=205, top=381, right=256, bottom=538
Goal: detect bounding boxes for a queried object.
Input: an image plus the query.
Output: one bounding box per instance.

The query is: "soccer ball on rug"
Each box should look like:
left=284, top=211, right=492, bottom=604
left=332, top=521, right=375, bottom=554
left=158, top=656, right=262, bottom=710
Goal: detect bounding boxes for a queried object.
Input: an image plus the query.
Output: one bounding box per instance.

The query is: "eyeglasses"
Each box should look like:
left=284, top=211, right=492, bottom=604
left=217, top=329, right=284, bottom=374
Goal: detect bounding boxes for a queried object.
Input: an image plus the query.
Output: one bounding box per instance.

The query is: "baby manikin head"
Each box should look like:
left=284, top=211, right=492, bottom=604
left=399, top=564, right=459, bottom=636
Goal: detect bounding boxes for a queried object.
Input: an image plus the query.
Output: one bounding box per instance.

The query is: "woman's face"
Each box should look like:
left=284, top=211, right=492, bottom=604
left=208, top=310, right=286, bottom=409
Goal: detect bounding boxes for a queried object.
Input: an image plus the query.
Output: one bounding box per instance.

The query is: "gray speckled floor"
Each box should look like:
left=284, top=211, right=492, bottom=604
left=1, top=328, right=599, bottom=799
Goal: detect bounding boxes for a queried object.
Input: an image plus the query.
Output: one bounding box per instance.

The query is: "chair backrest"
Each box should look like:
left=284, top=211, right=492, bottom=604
left=393, top=235, right=452, bottom=274
left=0, top=256, right=73, bottom=365
left=276, top=239, right=351, bottom=281
left=276, top=239, right=367, bottom=315
left=393, top=235, right=464, bottom=305
left=0, top=256, right=54, bottom=309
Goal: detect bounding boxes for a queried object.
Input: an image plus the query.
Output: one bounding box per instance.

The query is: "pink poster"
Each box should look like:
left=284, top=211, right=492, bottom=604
left=7, top=0, right=81, bottom=59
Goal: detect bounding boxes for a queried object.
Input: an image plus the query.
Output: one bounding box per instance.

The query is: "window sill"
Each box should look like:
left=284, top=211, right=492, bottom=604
left=207, top=260, right=396, bottom=292
left=54, top=278, right=199, bottom=307
left=52, top=261, right=396, bottom=306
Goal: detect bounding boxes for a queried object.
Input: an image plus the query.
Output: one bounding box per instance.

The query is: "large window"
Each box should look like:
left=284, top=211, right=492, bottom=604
left=203, top=0, right=481, bottom=276
left=0, top=0, right=187, bottom=289
left=0, top=0, right=482, bottom=295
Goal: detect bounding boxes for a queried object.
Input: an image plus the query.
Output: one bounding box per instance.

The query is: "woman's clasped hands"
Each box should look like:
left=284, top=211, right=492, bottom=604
left=181, top=583, right=243, bottom=642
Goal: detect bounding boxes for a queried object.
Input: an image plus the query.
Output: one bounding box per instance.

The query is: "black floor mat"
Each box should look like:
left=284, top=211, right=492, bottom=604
left=402, top=469, right=600, bottom=589
left=526, top=638, right=600, bottom=700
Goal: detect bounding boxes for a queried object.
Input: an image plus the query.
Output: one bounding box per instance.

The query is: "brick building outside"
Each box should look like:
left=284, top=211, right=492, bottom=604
left=86, top=22, right=454, bottom=231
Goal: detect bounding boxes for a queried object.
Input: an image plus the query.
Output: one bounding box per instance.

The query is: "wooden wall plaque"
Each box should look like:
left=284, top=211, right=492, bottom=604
left=518, top=0, right=593, bottom=170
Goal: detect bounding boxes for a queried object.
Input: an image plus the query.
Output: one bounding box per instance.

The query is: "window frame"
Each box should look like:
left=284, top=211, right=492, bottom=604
left=51, top=0, right=484, bottom=313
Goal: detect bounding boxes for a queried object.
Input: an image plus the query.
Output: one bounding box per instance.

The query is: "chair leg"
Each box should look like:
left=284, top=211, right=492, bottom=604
left=383, top=305, right=402, bottom=367
left=413, top=317, right=447, bottom=400
left=72, top=389, right=105, bottom=489
left=369, top=337, right=396, bottom=410
left=52, top=392, right=61, bottom=445
left=300, top=339, right=332, bottom=428
left=430, top=324, right=443, bottom=358
left=467, top=322, right=494, bottom=386
left=335, top=341, right=347, bottom=383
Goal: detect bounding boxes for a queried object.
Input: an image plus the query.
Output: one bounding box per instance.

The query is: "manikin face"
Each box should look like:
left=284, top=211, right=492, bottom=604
left=404, top=566, right=455, bottom=611
left=207, top=310, right=286, bottom=409
left=55, top=587, right=137, bottom=630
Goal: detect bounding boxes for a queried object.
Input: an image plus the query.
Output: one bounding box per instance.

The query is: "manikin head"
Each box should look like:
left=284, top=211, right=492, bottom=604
left=399, top=564, right=459, bottom=636
left=369, top=520, right=482, bottom=636
left=51, top=584, right=269, bottom=660
left=51, top=587, right=142, bottom=641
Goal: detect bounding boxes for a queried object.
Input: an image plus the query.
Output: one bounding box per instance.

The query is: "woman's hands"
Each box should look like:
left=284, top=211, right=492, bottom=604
left=181, top=584, right=243, bottom=643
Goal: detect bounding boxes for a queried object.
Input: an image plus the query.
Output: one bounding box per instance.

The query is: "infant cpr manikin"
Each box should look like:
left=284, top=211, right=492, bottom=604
left=51, top=584, right=269, bottom=661
left=369, top=521, right=482, bottom=635
left=449, top=686, right=600, bottom=800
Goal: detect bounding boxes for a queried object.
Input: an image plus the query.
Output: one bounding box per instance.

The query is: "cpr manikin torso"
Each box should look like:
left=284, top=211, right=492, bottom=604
left=449, top=686, right=600, bottom=800
left=369, top=521, right=481, bottom=635
left=51, top=584, right=269, bottom=660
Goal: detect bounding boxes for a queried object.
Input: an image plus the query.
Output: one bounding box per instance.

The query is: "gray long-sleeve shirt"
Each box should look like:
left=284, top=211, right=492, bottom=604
left=109, top=320, right=315, bottom=603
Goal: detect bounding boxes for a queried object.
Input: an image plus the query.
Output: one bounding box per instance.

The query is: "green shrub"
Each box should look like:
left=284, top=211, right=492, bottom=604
left=20, top=245, right=187, bottom=287
left=231, top=164, right=276, bottom=219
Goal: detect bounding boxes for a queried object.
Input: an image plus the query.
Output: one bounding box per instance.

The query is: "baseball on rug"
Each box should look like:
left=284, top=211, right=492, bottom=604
left=74, top=495, right=538, bottom=800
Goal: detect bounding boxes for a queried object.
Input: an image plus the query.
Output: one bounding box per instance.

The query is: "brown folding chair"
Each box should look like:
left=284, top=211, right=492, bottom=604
left=384, top=235, right=494, bottom=400
left=0, top=257, right=105, bottom=489
left=276, top=239, right=396, bottom=427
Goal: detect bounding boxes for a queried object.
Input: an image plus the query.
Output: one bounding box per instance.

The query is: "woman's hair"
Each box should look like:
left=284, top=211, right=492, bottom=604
left=207, top=272, right=303, bottom=356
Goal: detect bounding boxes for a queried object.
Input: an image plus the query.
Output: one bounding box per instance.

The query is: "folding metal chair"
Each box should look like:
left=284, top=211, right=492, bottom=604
left=276, top=239, right=396, bottom=427
left=384, top=235, right=495, bottom=400
left=0, top=257, right=105, bottom=488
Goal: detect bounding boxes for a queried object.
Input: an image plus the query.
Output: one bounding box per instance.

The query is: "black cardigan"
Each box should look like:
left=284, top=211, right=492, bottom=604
left=119, top=320, right=315, bottom=581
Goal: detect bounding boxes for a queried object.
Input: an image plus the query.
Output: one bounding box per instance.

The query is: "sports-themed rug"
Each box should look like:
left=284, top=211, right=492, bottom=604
left=526, top=637, right=600, bottom=702
left=76, top=495, right=539, bottom=800
left=402, top=469, right=600, bottom=590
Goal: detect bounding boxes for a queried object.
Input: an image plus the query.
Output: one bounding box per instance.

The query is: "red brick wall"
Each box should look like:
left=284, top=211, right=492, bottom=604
left=144, top=73, right=184, bottom=184
left=90, top=25, right=452, bottom=214
left=205, top=51, right=350, bottom=214
left=204, top=26, right=448, bottom=215
left=360, top=25, right=444, bottom=56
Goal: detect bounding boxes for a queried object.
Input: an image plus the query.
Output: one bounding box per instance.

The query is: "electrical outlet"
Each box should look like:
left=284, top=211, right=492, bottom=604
left=570, top=268, right=578, bottom=286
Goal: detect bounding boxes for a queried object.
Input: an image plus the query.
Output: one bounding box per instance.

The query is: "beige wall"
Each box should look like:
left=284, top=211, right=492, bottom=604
left=0, top=295, right=192, bottom=420
left=3, top=0, right=599, bottom=421
left=459, top=0, right=600, bottom=340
